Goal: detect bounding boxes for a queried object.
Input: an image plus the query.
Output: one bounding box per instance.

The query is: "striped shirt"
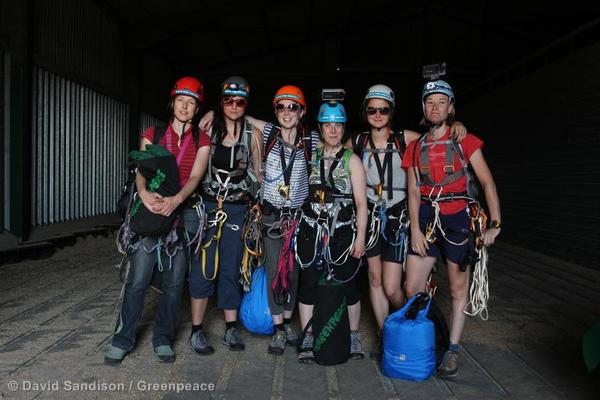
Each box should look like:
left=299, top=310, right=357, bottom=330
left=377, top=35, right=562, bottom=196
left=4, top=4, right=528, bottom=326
left=261, top=123, right=319, bottom=209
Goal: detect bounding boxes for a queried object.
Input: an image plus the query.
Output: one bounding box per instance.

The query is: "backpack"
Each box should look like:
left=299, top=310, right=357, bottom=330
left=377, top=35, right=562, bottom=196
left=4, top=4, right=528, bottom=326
left=117, top=125, right=200, bottom=219
left=412, top=134, right=480, bottom=200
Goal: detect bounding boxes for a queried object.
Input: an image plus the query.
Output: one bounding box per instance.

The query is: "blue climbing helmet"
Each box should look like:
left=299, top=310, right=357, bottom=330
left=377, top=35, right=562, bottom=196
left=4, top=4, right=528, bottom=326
left=317, top=102, right=347, bottom=123
left=422, top=80, right=454, bottom=105
left=221, top=76, right=250, bottom=98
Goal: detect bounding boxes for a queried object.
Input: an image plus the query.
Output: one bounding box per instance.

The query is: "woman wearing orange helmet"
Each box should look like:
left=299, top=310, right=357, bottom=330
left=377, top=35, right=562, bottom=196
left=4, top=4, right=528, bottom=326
left=105, top=76, right=211, bottom=366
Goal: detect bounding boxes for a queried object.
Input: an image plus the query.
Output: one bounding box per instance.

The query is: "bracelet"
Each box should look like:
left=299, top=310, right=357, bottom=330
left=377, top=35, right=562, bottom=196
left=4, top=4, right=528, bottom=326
left=488, top=220, right=502, bottom=229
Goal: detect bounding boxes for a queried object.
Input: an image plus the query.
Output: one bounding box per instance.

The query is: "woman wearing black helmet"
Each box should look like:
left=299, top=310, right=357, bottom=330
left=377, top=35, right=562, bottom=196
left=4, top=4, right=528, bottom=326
left=188, top=76, right=262, bottom=355
left=105, top=76, right=211, bottom=366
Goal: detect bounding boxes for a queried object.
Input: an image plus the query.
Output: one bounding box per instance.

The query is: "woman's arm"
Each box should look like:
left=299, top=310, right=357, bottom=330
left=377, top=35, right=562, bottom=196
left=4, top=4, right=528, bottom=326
left=407, top=168, right=429, bottom=256
left=450, top=121, right=467, bottom=142
left=349, top=154, right=368, bottom=258
left=469, top=149, right=501, bottom=246
left=251, top=126, right=264, bottom=183
left=158, top=145, right=211, bottom=217
left=404, top=129, right=421, bottom=145
left=245, top=115, right=267, bottom=133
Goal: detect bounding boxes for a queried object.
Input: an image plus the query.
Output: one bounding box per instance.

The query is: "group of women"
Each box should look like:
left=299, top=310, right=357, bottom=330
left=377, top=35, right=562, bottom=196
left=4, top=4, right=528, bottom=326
left=105, top=74, right=501, bottom=379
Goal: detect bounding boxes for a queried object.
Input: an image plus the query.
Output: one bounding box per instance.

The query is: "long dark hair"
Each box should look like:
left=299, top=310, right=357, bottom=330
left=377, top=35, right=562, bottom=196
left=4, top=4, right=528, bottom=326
left=211, top=103, right=243, bottom=143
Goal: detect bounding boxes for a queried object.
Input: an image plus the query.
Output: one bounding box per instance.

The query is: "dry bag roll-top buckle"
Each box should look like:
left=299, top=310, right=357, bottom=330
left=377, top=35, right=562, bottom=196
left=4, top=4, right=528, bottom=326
left=375, top=183, right=384, bottom=200
left=277, top=183, right=290, bottom=199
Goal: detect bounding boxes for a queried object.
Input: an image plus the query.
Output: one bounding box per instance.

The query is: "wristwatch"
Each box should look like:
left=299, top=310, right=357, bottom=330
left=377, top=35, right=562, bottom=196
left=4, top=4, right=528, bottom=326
left=489, top=220, right=502, bottom=229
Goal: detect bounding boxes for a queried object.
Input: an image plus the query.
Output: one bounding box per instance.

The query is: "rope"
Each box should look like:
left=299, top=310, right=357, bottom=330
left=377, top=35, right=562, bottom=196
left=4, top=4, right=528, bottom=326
left=464, top=202, right=489, bottom=320
left=365, top=203, right=383, bottom=250
left=464, top=246, right=489, bottom=320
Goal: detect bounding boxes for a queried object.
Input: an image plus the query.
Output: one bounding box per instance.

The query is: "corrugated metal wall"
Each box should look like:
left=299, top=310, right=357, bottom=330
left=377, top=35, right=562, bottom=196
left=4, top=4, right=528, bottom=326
left=33, top=0, right=125, bottom=98
left=461, top=41, right=600, bottom=268
left=31, top=66, right=129, bottom=225
left=139, top=112, right=164, bottom=135
left=1, top=50, right=5, bottom=230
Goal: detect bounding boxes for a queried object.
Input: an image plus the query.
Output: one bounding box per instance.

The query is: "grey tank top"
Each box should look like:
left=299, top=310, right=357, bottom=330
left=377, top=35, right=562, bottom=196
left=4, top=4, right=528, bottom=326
left=359, top=131, right=407, bottom=208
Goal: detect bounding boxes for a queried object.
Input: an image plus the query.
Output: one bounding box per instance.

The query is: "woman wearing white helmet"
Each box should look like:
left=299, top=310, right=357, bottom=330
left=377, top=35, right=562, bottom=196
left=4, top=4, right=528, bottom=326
left=352, top=84, right=466, bottom=359
left=402, top=79, right=500, bottom=378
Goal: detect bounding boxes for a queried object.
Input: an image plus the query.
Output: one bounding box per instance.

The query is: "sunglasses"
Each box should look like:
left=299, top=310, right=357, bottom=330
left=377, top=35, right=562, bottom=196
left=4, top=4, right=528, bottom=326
left=222, top=96, right=247, bottom=107
left=366, top=106, right=391, bottom=116
left=275, top=103, right=301, bottom=113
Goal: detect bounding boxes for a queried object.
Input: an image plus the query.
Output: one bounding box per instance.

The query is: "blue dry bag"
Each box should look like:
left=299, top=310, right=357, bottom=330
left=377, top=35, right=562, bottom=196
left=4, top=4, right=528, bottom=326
left=240, top=267, right=274, bottom=335
left=382, top=292, right=436, bottom=381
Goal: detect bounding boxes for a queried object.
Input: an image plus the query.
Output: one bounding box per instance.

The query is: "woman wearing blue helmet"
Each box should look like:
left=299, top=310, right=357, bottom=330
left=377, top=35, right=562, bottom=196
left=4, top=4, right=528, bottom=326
left=295, top=102, right=368, bottom=363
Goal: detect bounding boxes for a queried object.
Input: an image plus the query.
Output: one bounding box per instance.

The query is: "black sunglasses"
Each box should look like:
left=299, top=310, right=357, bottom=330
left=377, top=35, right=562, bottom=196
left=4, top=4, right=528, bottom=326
left=366, top=106, right=391, bottom=116
left=275, top=103, right=301, bottom=113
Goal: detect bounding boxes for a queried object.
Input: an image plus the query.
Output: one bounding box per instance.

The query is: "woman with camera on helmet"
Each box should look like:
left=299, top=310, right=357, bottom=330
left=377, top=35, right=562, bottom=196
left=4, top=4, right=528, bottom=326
left=402, top=79, right=501, bottom=378
left=105, top=76, right=211, bottom=366
left=295, top=101, right=368, bottom=363
left=353, top=84, right=466, bottom=359
left=188, top=76, right=263, bottom=355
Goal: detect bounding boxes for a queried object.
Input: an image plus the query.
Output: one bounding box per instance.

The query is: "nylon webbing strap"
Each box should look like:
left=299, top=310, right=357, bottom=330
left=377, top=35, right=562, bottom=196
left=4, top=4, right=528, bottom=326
left=418, top=138, right=466, bottom=187
left=368, top=135, right=393, bottom=200
left=319, top=148, right=346, bottom=190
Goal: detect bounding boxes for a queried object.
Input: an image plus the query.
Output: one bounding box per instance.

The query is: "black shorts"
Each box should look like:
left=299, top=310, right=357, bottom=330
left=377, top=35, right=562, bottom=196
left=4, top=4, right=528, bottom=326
left=297, top=225, right=361, bottom=306
left=365, top=201, right=408, bottom=264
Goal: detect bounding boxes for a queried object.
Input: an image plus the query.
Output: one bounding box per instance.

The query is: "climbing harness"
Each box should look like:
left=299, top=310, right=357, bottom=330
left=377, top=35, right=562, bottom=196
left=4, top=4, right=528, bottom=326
left=412, top=131, right=490, bottom=320
left=356, top=131, right=408, bottom=259
left=202, top=119, right=258, bottom=202
left=197, top=177, right=231, bottom=280
left=294, top=148, right=361, bottom=283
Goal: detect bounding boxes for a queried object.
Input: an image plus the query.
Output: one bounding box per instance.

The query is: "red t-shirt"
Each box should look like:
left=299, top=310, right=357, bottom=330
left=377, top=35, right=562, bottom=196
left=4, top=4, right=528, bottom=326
left=141, top=125, right=211, bottom=187
left=402, top=129, right=483, bottom=215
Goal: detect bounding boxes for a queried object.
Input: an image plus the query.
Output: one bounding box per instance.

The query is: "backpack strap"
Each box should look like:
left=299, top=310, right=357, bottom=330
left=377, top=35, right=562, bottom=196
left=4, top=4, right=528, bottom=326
left=353, top=132, right=370, bottom=157
left=263, top=125, right=281, bottom=162
left=152, top=125, right=167, bottom=144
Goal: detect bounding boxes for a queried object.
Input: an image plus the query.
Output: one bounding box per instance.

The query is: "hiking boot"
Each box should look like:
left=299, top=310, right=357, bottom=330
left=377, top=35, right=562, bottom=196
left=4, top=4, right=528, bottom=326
left=284, top=324, right=299, bottom=346
left=190, top=330, right=215, bottom=355
left=369, top=335, right=382, bottom=360
left=298, top=332, right=315, bottom=364
left=437, top=350, right=459, bottom=378
left=222, top=327, right=245, bottom=351
left=268, top=330, right=286, bottom=355
left=104, top=346, right=128, bottom=366
left=350, top=330, right=365, bottom=360
left=153, top=345, right=176, bottom=363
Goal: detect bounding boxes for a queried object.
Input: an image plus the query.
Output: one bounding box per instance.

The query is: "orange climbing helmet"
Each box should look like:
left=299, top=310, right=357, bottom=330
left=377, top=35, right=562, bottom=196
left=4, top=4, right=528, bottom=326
left=272, top=85, right=306, bottom=109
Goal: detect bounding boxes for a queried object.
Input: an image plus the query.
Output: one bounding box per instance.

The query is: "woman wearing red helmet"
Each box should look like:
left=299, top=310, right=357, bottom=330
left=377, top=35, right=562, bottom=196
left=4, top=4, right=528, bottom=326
left=105, top=76, right=211, bottom=366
